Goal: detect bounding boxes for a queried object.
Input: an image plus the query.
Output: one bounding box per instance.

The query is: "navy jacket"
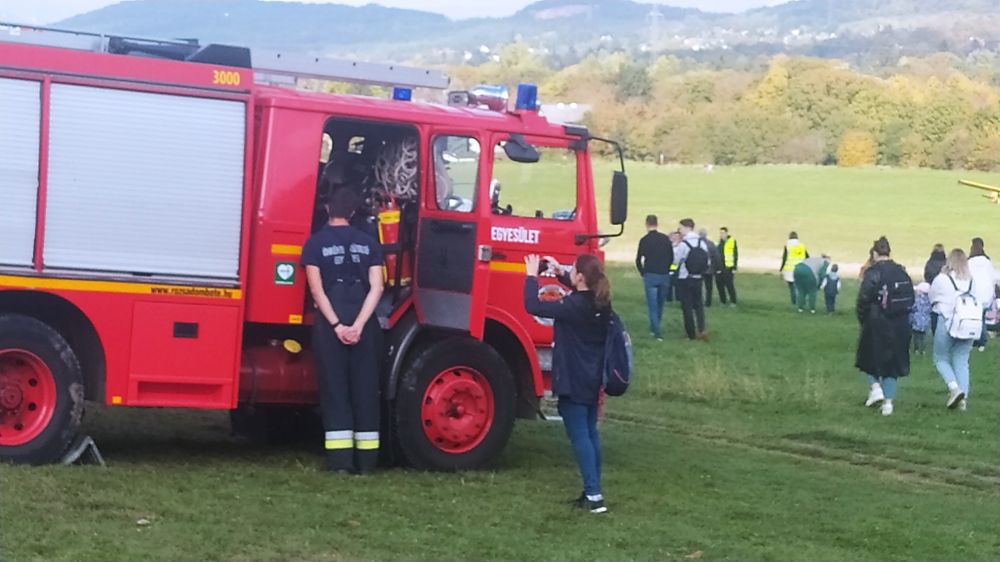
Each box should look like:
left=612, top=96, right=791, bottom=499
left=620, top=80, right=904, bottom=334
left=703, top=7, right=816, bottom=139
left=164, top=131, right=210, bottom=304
left=524, top=276, right=608, bottom=404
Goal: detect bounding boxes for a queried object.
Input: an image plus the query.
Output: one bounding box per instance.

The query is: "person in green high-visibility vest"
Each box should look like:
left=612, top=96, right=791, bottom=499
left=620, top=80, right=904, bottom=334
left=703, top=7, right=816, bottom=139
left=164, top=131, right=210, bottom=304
left=780, top=232, right=809, bottom=306
left=717, top=227, right=738, bottom=306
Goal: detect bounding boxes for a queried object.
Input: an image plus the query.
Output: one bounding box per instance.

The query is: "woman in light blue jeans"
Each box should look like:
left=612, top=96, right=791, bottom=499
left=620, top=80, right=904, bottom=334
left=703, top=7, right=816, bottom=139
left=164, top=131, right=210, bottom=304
left=929, top=249, right=975, bottom=410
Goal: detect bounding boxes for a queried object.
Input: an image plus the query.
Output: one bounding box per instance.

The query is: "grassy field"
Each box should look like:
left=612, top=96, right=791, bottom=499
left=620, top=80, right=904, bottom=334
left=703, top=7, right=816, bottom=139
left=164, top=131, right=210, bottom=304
left=588, top=163, right=998, bottom=271
left=2, top=271, right=997, bottom=561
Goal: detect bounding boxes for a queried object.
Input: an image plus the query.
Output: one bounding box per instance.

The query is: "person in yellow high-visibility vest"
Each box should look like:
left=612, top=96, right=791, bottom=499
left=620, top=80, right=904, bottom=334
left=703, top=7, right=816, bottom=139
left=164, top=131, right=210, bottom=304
left=668, top=230, right=682, bottom=304
left=779, top=232, right=809, bottom=306
left=717, top=227, right=738, bottom=306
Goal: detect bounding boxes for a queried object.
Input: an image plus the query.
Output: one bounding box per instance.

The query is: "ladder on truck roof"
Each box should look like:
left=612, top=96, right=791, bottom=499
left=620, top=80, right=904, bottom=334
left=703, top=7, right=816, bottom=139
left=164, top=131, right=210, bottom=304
left=0, top=22, right=449, bottom=90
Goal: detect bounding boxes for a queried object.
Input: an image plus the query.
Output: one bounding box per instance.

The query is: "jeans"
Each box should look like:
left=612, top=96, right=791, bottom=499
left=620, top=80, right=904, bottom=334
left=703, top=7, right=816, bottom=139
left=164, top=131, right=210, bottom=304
left=974, top=310, right=988, bottom=349
left=643, top=273, right=670, bottom=338
left=866, top=374, right=898, bottom=399
left=676, top=277, right=706, bottom=339
left=933, top=315, right=973, bottom=397
left=825, top=293, right=837, bottom=313
left=558, top=398, right=602, bottom=497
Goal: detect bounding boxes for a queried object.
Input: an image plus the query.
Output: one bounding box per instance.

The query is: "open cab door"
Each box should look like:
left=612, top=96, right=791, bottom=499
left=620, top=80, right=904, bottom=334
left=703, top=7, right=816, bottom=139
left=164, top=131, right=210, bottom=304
left=413, top=131, right=491, bottom=338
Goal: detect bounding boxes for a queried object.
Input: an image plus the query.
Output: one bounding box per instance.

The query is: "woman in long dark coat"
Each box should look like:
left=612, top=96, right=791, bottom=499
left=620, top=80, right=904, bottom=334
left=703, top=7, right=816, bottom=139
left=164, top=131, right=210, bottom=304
left=856, top=237, right=913, bottom=416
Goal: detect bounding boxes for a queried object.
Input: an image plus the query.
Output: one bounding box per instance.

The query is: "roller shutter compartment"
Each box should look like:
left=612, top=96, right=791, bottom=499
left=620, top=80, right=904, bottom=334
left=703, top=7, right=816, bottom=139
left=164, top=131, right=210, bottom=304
left=0, top=78, right=41, bottom=267
left=45, top=84, right=246, bottom=280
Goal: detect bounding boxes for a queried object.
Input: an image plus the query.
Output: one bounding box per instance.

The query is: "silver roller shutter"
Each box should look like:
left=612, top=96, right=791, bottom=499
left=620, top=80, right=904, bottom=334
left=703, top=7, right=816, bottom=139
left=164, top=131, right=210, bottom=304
left=0, top=78, right=41, bottom=267
left=45, top=84, right=246, bottom=280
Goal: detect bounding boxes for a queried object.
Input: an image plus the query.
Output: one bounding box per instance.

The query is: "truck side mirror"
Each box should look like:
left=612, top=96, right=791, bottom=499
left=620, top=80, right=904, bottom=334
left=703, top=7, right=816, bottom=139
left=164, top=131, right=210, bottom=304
left=503, top=134, right=540, bottom=163
left=610, top=171, right=628, bottom=226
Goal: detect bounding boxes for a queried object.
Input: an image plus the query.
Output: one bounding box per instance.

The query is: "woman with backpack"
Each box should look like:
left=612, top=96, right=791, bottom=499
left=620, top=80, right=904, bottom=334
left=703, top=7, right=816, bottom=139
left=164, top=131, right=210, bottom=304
left=524, top=253, right=611, bottom=514
left=930, top=249, right=977, bottom=411
left=856, top=237, right=913, bottom=417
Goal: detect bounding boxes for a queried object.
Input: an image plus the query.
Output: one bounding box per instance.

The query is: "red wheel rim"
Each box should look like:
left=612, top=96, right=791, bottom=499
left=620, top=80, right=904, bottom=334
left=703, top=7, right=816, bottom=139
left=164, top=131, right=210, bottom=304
left=0, top=349, right=57, bottom=447
left=421, top=366, right=494, bottom=454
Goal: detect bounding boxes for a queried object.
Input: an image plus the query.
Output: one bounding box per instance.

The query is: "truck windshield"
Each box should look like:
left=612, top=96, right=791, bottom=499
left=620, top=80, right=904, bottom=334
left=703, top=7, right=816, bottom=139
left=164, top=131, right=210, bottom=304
left=490, top=144, right=577, bottom=220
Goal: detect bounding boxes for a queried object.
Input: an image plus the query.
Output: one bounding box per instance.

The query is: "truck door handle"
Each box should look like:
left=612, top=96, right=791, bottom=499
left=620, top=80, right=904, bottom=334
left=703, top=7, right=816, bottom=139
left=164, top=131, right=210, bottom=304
left=173, top=322, right=199, bottom=339
left=429, top=220, right=473, bottom=233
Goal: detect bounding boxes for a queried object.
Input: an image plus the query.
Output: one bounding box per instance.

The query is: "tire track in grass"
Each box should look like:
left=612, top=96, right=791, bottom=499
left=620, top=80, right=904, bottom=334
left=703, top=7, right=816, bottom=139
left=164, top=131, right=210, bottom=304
left=605, top=412, right=999, bottom=491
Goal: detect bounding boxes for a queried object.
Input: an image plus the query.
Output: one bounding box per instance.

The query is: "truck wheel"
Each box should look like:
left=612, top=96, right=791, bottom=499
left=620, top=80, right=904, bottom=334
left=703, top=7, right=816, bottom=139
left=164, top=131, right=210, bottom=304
left=0, top=314, right=84, bottom=464
left=395, top=338, right=515, bottom=471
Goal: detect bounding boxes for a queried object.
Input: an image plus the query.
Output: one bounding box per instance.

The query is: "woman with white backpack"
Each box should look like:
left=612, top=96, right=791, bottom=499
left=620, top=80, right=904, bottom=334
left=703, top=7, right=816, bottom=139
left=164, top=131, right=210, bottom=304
left=930, top=249, right=980, bottom=411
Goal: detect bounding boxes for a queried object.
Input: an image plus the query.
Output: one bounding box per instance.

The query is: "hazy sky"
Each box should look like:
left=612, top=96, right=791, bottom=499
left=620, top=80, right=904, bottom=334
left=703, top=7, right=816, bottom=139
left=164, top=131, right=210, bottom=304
left=1, top=0, right=786, bottom=25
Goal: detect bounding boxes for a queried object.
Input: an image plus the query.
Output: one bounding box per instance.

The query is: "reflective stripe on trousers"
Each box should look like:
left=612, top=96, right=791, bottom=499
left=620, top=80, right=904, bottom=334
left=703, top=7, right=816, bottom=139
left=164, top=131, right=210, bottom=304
left=325, top=430, right=354, bottom=450
left=354, top=431, right=380, bottom=450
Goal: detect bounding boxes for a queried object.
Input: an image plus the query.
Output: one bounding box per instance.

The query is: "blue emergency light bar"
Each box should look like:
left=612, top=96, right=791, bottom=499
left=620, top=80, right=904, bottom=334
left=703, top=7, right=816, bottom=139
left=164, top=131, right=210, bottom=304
left=515, top=83, right=538, bottom=111
left=392, top=87, right=413, bottom=101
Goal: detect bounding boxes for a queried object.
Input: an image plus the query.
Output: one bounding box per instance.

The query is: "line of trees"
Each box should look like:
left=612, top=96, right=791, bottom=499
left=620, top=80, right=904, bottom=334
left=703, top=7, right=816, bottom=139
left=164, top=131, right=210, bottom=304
left=450, top=46, right=1000, bottom=171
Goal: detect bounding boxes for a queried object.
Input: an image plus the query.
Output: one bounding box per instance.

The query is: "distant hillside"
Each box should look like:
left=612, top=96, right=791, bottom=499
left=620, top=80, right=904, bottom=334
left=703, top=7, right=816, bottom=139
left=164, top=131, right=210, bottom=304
left=54, top=0, right=1000, bottom=65
left=56, top=0, right=452, bottom=53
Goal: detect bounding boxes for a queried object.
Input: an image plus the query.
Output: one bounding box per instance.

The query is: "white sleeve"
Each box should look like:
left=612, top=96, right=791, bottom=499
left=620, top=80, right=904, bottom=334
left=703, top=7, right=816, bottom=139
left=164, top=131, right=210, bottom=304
left=673, top=243, right=687, bottom=265
left=929, top=275, right=948, bottom=305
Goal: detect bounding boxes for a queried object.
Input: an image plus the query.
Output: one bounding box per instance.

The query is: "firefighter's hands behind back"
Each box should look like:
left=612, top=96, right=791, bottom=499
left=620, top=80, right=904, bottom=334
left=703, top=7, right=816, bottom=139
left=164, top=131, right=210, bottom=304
left=335, top=324, right=360, bottom=345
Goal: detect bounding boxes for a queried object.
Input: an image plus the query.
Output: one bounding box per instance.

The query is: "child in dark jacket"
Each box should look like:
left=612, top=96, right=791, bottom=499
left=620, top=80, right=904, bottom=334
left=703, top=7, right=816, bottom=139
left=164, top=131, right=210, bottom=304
left=524, top=253, right=611, bottom=515
left=821, top=264, right=842, bottom=314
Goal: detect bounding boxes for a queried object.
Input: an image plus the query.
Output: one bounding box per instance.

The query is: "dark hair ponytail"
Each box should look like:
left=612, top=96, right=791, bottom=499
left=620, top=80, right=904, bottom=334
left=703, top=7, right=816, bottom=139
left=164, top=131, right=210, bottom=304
left=575, top=254, right=611, bottom=310
left=873, top=236, right=891, bottom=257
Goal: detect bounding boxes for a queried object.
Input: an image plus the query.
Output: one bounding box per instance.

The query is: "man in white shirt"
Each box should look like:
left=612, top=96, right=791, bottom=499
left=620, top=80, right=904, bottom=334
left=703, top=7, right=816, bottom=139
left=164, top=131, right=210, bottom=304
left=673, top=218, right=709, bottom=341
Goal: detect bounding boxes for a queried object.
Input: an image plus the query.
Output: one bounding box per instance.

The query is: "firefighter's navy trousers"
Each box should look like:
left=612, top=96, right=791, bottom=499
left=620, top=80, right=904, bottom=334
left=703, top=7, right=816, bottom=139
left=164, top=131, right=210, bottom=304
left=312, top=319, right=380, bottom=473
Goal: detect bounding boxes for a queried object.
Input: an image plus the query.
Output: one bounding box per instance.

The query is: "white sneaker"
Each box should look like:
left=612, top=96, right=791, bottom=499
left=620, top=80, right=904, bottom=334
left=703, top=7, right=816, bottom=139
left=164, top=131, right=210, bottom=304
left=947, top=388, right=966, bottom=409
left=881, top=401, right=894, bottom=416
left=865, top=386, right=885, bottom=408
left=958, top=399, right=968, bottom=411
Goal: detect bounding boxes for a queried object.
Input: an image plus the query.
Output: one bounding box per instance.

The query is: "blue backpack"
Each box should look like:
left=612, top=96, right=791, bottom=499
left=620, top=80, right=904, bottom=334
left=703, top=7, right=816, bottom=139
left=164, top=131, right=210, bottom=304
left=603, top=311, right=634, bottom=397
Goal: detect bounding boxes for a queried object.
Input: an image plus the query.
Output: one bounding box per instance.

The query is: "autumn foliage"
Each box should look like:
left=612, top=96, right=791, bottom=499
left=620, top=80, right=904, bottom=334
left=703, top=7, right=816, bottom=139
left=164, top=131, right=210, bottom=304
left=451, top=47, right=1000, bottom=171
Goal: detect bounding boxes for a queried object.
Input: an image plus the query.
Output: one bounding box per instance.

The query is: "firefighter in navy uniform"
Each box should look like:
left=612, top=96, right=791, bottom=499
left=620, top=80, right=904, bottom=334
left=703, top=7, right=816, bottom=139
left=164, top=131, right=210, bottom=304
left=302, top=187, right=385, bottom=474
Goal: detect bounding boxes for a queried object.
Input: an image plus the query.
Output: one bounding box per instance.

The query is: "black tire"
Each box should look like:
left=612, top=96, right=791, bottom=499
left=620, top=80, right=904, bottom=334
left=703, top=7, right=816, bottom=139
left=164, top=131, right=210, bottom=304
left=394, top=337, right=515, bottom=471
left=0, top=314, right=84, bottom=465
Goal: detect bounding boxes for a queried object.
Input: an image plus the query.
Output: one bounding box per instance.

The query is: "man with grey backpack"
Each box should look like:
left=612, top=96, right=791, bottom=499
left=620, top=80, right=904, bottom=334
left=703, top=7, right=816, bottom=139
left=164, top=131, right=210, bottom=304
left=674, top=219, right=710, bottom=341
left=930, top=248, right=982, bottom=411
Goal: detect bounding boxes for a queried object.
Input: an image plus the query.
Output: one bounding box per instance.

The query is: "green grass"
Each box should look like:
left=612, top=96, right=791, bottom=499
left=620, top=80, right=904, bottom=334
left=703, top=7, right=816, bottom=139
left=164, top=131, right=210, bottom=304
left=2, top=272, right=997, bottom=561
left=591, top=163, right=998, bottom=270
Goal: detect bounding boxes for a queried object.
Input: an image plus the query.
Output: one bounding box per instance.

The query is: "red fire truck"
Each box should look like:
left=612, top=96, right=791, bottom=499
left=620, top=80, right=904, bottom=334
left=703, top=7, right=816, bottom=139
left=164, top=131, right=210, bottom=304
left=0, top=23, right=627, bottom=469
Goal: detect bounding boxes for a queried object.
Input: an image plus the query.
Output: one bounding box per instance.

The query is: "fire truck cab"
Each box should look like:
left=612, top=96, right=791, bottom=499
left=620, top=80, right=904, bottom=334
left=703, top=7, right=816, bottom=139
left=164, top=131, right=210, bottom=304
left=0, top=23, right=627, bottom=469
